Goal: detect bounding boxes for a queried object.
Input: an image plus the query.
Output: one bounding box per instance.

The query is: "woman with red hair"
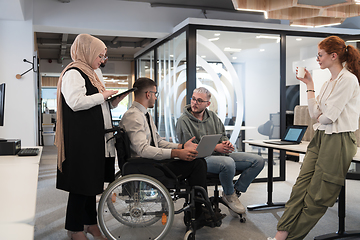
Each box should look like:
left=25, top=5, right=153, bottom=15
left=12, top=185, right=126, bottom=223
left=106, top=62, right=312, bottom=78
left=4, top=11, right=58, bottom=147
left=269, top=36, right=360, bottom=240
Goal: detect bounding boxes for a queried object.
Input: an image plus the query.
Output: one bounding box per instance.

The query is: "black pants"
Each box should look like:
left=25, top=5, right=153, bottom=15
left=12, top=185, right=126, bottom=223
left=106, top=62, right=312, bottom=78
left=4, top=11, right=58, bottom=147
left=165, top=158, right=207, bottom=218
left=65, top=193, right=97, bottom=231
left=165, top=158, right=207, bottom=191
left=104, top=157, right=115, bottom=183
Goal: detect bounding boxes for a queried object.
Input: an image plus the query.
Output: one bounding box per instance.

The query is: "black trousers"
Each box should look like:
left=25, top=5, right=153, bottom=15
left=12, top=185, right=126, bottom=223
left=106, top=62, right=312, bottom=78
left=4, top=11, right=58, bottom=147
left=104, top=157, right=115, bottom=183
left=164, top=158, right=207, bottom=191
left=165, top=158, right=207, bottom=218
left=65, top=193, right=97, bottom=231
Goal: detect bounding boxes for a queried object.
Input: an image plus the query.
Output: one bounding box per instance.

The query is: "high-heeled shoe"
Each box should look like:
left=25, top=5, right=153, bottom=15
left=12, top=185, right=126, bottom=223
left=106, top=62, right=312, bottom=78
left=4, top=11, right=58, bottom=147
left=84, top=225, right=107, bottom=240
left=67, top=231, right=89, bottom=240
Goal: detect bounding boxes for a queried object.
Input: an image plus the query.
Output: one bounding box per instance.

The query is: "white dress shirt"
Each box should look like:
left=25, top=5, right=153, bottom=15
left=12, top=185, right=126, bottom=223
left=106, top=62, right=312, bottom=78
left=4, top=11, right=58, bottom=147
left=119, top=101, right=179, bottom=160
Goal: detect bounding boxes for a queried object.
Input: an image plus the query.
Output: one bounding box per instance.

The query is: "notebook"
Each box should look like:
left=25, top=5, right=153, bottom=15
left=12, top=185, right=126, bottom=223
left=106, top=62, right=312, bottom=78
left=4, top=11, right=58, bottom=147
left=196, top=134, right=222, bottom=158
left=263, top=125, right=308, bottom=145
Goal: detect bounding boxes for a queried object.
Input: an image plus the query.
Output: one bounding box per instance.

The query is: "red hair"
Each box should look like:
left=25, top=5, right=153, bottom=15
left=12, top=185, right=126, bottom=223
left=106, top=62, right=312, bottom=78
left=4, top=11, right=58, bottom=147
left=318, top=36, right=360, bottom=84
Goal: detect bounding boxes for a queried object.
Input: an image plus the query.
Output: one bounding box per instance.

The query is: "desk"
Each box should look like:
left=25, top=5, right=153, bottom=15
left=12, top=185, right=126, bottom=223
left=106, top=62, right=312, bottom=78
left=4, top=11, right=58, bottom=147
left=0, top=147, right=42, bottom=240
left=225, top=126, right=256, bottom=151
left=244, top=140, right=360, bottom=240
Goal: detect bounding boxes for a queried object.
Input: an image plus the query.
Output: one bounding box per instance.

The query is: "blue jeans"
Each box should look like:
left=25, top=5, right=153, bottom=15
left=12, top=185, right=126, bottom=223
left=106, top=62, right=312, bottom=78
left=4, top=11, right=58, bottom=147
left=205, top=152, right=265, bottom=195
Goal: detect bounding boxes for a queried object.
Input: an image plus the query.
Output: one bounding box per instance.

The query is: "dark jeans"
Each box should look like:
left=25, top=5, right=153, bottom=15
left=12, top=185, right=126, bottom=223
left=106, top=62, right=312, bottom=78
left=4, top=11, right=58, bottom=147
left=65, top=193, right=97, bottom=231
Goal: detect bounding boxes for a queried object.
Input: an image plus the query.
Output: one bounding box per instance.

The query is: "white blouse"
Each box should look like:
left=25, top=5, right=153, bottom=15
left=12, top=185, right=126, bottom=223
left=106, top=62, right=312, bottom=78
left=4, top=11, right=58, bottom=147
left=308, top=67, right=360, bottom=134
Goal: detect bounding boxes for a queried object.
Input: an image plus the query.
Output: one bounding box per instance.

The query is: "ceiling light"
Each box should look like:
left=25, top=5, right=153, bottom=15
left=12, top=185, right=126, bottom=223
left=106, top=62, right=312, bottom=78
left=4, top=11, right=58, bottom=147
left=144, top=66, right=149, bottom=69
left=232, top=57, right=237, bottom=60
left=236, top=8, right=267, bottom=18
left=256, top=35, right=280, bottom=40
left=214, top=33, right=221, bottom=36
left=208, top=37, right=219, bottom=42
left=346, top=40, right=360, bottom=43
left=224, top=47, right=242, bottom=52
left=259, top=49, right=265, bottom=52
left=169, top=55, right=174, bottom=58
left=296, top=38, right=302, bottom=41
left=201, top=55, right=206, bottom=58
left=104, top=79, right=118, bottom=82
left=290, top=24, right=314, bottom=28
left=314, top=23, right=341, bottom=28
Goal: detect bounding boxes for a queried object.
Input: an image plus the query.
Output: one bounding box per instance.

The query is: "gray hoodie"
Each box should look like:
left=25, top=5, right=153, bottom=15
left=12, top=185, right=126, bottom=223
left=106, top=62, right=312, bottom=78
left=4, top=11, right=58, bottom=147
left=176, top=104, right=228, bottom=155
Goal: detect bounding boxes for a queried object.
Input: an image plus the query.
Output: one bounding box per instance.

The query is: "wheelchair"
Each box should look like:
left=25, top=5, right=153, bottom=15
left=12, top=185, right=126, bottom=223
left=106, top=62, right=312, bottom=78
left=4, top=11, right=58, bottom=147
left=98, top=127, right=245, bottom=240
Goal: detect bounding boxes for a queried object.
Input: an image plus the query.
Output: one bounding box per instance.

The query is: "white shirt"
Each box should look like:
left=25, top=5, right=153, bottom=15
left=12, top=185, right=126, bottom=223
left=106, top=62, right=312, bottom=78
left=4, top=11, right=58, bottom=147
left=308, top=67, right=360, bottom=134
left=61, top=68, right=116, bottom=157
left=119, top=101, right=179, bottom=160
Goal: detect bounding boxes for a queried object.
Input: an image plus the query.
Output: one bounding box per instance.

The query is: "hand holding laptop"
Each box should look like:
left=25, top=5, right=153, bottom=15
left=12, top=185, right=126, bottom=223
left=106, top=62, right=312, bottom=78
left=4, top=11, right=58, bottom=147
left=177, top=137, right=198, bottom=161
left=183, top=136, right=198, bottom=151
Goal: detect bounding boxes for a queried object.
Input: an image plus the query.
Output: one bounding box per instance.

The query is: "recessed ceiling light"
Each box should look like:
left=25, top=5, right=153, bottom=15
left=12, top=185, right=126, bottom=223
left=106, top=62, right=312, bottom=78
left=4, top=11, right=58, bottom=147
left=232, top=57, right=237, bottom=60
left=201, top=55, right=206, bottom=58
left=290, top=24, right=314, bottom=28
left=214, top=33, right=221, bottom=36
left=256, top=35, right=280, bottom=40
left=314, top=23, right=341, bottom=28
left=169, top=55, right=174, bottom=57
left=296, top=38, right=302, bottom=41
left=224, top=47, right=242, bottom=52
left=260, top=49, right=265, bottom=52
left=208, top=37, right=219, bottom=42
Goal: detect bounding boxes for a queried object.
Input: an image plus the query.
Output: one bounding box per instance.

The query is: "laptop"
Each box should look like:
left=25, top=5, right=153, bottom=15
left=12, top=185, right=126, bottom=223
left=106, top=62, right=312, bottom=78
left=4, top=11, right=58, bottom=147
left=196, top=134, right=222, bottom=158
left=263, top=125, right=307, bottom=145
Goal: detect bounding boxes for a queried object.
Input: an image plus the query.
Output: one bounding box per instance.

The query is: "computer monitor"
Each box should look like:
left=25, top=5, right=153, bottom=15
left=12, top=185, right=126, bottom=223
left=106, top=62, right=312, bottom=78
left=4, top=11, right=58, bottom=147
left=0, top=83, right=5, bottom=126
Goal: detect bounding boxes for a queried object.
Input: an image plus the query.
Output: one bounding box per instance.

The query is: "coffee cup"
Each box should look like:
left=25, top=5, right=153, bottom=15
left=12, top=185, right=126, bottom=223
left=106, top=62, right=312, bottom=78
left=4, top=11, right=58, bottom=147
left=297, top=67, right=305, bottom=78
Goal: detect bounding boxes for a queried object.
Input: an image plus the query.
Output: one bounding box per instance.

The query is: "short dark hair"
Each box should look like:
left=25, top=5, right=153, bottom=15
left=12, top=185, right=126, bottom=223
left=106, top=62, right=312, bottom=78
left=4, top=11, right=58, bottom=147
left=133, top=77, right=157, bottom=97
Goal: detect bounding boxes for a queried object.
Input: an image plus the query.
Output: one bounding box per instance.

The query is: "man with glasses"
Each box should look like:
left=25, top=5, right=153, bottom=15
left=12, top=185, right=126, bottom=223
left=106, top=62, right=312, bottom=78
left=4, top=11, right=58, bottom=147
left=176, top=87, right=265, bottom=216
left=120, top=78, right=220, bottom=228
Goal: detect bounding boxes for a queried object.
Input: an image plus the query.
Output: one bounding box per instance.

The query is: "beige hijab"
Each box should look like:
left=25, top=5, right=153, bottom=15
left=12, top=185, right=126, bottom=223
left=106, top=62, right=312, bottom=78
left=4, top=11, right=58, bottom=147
left=55, top=33, right=106, bottom=171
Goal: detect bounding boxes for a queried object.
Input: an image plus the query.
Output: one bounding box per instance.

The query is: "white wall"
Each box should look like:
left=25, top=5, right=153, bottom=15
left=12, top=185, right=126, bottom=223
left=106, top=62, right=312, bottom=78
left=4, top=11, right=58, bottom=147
left=0, top=0, right=36, bottom=146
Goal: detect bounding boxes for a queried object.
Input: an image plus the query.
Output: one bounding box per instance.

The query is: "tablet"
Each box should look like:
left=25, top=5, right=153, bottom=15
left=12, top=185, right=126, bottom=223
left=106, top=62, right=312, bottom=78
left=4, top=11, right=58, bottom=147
left=107, top=87, right=137, bottom=101
left=196, top=134, right=222, bottom=158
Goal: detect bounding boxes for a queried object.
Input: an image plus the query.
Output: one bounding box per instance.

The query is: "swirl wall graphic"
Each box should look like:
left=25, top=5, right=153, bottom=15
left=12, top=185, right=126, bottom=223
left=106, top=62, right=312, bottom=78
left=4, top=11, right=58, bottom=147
left=153, top=32, right=244, bottom=146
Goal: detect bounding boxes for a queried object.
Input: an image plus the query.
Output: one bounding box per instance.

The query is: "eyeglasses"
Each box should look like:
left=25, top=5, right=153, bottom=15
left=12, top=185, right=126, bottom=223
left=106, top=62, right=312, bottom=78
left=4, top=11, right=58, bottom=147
left=191, top=97, right=209, bottom=104
left=99, top=54, right=108, bottom=61
left=316, top=52, right=332, bottom=60
left=146, top=91, right=159, bottom=97
left=316, top=53, right=323, bottom=60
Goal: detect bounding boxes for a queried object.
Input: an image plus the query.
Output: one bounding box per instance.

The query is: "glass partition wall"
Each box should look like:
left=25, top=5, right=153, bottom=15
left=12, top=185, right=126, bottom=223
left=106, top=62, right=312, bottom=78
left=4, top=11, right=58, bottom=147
left=134, top=23, right=359, bottom=182
left=157, top=32, right=187, bottom=142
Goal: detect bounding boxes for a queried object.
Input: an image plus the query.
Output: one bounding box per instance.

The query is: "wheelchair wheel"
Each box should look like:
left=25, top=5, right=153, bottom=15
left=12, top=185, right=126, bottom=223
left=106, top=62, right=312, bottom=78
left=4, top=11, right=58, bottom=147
left=98, top=174, right=174, bottom=240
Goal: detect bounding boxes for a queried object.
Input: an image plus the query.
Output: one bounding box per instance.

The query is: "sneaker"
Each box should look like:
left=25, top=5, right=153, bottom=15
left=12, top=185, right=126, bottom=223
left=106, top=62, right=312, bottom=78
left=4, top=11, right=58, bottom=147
left=222, top=191, right=246, bottom=214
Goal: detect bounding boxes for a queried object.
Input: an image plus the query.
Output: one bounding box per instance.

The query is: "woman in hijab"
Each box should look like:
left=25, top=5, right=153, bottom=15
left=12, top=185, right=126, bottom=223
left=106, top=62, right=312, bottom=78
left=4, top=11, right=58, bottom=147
left=55, top=34, right=129, bottom=240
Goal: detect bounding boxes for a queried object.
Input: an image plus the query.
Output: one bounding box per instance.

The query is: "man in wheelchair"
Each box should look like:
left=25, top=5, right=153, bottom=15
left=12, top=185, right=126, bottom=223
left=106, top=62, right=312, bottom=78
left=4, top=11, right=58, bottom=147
left=119, top=77, right=225, bottom=231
